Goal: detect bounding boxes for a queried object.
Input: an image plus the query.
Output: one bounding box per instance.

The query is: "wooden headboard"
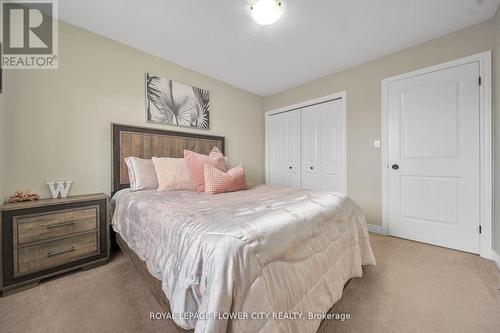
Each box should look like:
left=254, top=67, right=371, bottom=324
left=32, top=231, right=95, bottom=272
left=111, top=123, right=225, bottom=194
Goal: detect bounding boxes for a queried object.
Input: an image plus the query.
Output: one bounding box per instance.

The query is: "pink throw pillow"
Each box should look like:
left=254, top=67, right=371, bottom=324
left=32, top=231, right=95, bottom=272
left=152, top=157, right=193, bottom=191
left=204, top=163, right=247, bottom=194
left=184, top=147, right=228, bottom=192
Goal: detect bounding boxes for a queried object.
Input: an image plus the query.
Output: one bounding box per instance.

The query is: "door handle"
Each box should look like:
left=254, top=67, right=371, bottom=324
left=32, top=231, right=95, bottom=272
left=392, top=164, right=399, bottom=170
left=47, top=247, right=75, bottom=257
left=46, top=221, right=75, bottom=229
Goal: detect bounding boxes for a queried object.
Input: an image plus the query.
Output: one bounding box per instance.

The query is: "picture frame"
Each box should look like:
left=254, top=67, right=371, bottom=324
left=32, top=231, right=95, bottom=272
left=145, top=73, right=210, bottom=130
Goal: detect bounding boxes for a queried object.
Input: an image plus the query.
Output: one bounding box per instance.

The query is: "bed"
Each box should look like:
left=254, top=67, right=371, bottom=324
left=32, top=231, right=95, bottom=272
left=110, top=123, right=375, bottom=333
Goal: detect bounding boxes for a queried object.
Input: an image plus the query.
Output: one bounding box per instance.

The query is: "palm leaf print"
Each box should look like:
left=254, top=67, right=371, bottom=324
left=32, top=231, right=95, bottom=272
left=146, top=73, right=210, bottom=129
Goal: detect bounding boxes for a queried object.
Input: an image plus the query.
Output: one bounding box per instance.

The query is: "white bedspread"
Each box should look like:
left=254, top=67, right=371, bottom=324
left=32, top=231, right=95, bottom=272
left=111, top=185, right=375, bottom=333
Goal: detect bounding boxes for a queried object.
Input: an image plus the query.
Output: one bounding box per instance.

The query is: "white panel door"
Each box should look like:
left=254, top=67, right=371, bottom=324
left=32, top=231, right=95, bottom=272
left=268, top=111, right=301, bottom=187
left=301, top=99, right=345, bottom=193
left=387, top=62, right=480, bottom=253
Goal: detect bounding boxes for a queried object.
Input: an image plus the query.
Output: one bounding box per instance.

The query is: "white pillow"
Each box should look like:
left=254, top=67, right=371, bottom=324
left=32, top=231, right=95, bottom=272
left=152, top=157, right=193, bottom=191
left=125, top=157, right=158, bottom=191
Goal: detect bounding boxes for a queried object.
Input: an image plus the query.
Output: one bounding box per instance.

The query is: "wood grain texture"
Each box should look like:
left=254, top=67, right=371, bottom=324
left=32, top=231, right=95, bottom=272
left=16, top=232, right=98, bottom=276
left=1, top=195, right=109, bottom=294
left=0, top=193, right=108, bottom=211
left=15, top=207, right=97, bottom=245
left=112, top=123, right=225, bottom=193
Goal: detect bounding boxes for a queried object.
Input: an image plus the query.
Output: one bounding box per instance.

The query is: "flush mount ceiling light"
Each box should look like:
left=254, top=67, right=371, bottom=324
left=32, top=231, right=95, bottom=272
left=250, top=0, right=283, bottom=25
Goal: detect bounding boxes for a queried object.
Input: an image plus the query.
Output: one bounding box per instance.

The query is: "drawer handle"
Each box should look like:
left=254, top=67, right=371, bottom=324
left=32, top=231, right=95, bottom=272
left=47, top=247, right=75, bottom=257
left=46, top=221, right=75, bottom=229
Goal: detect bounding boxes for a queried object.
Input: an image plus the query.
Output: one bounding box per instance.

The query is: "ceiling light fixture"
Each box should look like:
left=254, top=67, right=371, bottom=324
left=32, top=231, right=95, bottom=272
left=250, top=0, right=283, bottom=26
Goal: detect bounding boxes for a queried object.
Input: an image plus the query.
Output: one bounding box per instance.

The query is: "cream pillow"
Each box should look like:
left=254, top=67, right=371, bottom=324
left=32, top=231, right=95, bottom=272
left=152, top=157, right=193, bottom=191
left=125, top=157, right=158, bottom=191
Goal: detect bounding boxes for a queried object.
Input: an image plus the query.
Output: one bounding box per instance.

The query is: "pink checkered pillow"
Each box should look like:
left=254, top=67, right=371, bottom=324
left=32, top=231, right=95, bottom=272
left=184, top=147, right=228, bottom=192
left=204, top=163, right=247, bottom=194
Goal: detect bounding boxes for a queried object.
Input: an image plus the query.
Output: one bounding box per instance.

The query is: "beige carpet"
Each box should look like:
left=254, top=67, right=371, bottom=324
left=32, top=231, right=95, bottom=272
left=1, top=233, right=499, bottom=333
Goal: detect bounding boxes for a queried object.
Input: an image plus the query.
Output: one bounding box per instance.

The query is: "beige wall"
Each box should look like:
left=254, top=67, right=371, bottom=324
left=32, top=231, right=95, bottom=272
left=3, top=14, right=500, bottom=251
left=2, top=21, right=264, bottom=200
left=264, top=19, right=497, bottom=227
left=0, top=73, right=6, bottom=199
left=494, top=9, right=500, bottom=252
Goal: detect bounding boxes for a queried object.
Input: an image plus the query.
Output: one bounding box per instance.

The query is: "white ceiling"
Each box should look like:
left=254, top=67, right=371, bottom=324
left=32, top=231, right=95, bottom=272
left=58, top=0, right=500, bottom=96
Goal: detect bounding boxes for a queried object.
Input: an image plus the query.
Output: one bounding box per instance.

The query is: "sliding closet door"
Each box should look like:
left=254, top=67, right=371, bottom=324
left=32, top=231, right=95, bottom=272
left=301, top=99, right=345, bottom=193
left=268, top=111, right=301, bottom=187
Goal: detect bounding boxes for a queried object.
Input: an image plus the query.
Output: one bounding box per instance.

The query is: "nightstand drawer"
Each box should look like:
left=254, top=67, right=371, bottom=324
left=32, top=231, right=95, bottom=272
left=15, top=232, right=98, bottom=277
left=15, top=207, right=98, bottom=245
left=1, top=194, right=109, bottom=294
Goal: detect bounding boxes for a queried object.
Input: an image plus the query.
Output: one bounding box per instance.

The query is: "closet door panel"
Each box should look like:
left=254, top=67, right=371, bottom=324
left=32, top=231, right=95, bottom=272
left=319, top=101, right=344, bottom=192
left=269, top=113, right=285, bottom=186
left=268, top=111, right=301, bottom=188
left=301, top=99, right=345, bottom=193
left=319, top=106, right=337, bottom=191
left=284, top=111, right=301, bottom=187
left=268, top=98, right=345, bottom=193
left=301, top=107, right=320, bottom=190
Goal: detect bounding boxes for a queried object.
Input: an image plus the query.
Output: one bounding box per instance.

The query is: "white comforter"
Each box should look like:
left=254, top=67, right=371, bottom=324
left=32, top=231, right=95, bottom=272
left=111, top=185, right=375, bottom=333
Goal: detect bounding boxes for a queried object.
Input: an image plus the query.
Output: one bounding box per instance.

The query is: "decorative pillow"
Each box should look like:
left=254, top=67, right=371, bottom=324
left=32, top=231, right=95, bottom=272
left=223, top=156, right=231, bottom=170
left=208, top=147, right=227, bottom=169
left=204, top=163, right=247, bottom=194
left=124, top=157, right=158, bottom=191
left=152, top=157, right=193, bottom=191
left=184, top=147, right=228, bottom=192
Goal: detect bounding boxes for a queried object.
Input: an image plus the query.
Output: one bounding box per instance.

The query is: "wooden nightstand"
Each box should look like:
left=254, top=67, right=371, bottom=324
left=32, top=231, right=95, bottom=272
left=0, top=193, right=110, bottom=296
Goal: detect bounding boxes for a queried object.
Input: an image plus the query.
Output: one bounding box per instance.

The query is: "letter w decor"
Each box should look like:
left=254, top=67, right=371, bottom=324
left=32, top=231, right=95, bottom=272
left=47, top=181, right=72, bottom=198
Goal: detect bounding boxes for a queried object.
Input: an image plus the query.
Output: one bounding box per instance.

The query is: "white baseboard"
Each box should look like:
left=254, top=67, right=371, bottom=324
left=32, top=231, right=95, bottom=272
left=365, top=224, right=499, bottom=271
left=367, top=224, right=387, bottom=235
